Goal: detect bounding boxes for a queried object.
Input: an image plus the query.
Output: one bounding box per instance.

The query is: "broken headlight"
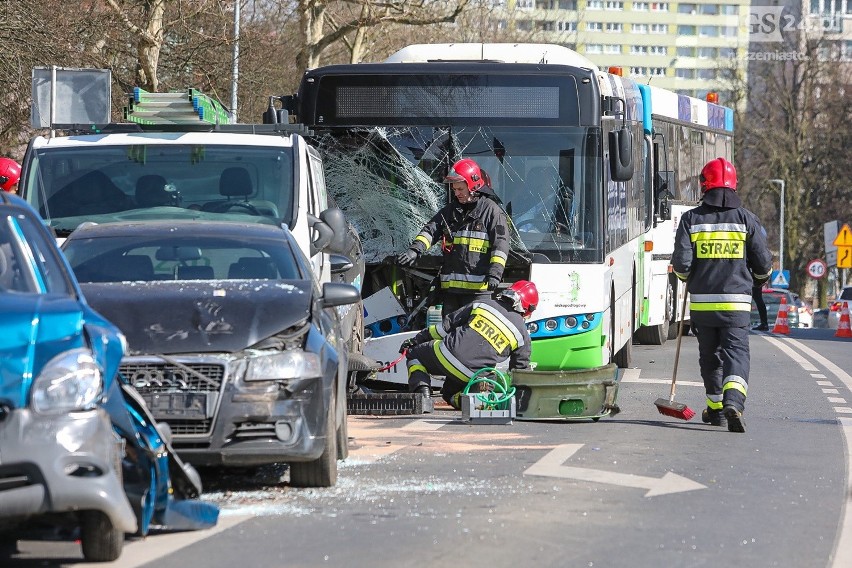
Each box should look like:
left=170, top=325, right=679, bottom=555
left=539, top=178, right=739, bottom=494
left=245, top=351, right=322, bottom=382
left=31, top=349, right=103, bottom=415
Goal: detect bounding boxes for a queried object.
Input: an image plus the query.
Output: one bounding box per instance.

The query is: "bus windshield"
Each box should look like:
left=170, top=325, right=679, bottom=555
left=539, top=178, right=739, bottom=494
left=25, top=144, right=294, bottom=236
left=315, top=125, right=602, bottom=264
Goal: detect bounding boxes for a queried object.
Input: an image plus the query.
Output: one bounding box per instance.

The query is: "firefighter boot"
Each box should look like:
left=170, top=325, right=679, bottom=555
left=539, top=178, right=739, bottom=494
left=723, top=405, right=746, bottom=433
left=415, top=385, right=433, bottom=414
left=701, top=408, right=727, bottom=427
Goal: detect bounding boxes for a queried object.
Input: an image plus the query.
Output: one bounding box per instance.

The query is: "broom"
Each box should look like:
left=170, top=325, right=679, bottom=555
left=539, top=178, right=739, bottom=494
left=654, top=290, right=695, bottom=421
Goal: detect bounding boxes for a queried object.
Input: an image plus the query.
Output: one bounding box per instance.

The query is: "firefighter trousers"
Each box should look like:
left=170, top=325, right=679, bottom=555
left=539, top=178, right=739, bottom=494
left=406, top=340, right=469, bottom=408
left=694, top=325, right=750, bottom=413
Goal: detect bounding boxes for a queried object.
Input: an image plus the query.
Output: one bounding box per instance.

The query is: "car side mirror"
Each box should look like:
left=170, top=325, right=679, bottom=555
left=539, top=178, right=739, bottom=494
left=321, top=282, right=361, bottom=308
left=330, top=254, right=354, bottom=275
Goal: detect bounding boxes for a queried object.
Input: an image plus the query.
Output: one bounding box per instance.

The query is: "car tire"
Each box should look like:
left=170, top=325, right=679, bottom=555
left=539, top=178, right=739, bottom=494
left=80, top=510, right=123, bottom=562
left=336, top=403, right=349, bottom=461
left=289, top=395, right=338, bottom=488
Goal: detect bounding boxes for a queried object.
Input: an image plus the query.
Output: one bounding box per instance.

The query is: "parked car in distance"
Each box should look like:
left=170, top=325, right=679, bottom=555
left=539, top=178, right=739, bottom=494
left=828, top=286, right=852, bottom=329
left=61, top=221, right=361, bottom=487
left=752, top=287, right=800, bottom=329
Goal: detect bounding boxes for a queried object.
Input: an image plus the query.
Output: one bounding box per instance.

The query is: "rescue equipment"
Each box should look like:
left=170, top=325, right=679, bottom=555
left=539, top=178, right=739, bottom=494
left=460, top=368, right=516, bottom=424
left=124, top=88, right=234, bottom=126
left=771, top=296, right=791, bottom=335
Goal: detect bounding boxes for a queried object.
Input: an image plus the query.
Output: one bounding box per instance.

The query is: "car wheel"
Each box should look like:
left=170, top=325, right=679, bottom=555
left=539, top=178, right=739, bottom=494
left=289, top=396, right=338, bottom=488
left=336, top=400, right=349, bottom=461
left=80, top=510, right=124, bottom=562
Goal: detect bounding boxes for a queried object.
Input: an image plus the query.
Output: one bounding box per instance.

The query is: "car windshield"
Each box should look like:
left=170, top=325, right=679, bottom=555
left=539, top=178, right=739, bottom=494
left=25, top=144, right=295, bottom=236
left=0, top=211, right=73, bottom=295
left=62, top=234, right=303, bottom=283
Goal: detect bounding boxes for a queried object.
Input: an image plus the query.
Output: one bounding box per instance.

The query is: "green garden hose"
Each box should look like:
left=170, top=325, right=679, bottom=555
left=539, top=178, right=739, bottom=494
left=463, top=367, right=516, bottom=410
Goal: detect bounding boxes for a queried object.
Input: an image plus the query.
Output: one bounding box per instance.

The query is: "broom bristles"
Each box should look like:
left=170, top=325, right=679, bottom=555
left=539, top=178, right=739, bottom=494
left=654, top=398, right=695, bottom=421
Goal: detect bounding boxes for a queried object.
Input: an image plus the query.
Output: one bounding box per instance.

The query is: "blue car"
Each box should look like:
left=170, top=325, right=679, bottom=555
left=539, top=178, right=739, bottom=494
left=0, top=193, right=216, bottom=562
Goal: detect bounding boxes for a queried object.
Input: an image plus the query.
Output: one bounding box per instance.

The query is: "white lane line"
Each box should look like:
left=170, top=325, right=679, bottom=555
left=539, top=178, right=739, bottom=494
left=819, top=381, right=836, bottom=387
left=824, top=389, right=841, bottom=394
left=814, top=374, right=828, bottom=378
left=75, top=514, right=252, bottom=568
left=762, top=336, right=852, bottom=568
left=621, top=377, right=704, bottom=388
left=829, top=397, right=848, bottom=404
left=401, top=418, right=453, bottom=431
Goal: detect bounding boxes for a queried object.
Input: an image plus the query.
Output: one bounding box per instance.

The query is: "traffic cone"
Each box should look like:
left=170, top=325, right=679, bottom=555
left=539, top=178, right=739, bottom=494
left=836, top=301, right=852, bottom=339
left=771, top=296, right=790, bottom=335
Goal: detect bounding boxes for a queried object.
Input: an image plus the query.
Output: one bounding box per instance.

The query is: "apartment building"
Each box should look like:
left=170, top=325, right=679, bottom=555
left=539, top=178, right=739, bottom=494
left=507, top=0, right=752, bottom=105
left=803, top=0, right=852, bottom=59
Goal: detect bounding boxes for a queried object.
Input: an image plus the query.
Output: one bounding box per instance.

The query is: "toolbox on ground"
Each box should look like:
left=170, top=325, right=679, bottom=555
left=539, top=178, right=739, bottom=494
left=511, top=364, right=621, bottom=421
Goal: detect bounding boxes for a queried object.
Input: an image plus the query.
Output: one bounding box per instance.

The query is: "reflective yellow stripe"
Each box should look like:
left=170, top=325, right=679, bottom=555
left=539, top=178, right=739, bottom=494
left=433, top=342, right=470, bottom=382
left=442, top=280, right=489, bottom=291
left=471, top=307, right=518, bottom=350
left=690, top=231, right=747, bottom=242
left=454, top=236, right=490, bottom=254
left=674, top=271, right=688, bottom=281
left=706, top=398, right=724, bottom=410
left=415, top=235, right=431, bottom=248
left=428, top=325, right=442, bottom=340
left=408, top=363, right=427, bottom=376
left=723, top=381, right=747, bottom=397
left=691, top=302, right=751, bottom=311
left=490, top=255, right=507, bottom=267
left=695, top=241, right=745, bottom=259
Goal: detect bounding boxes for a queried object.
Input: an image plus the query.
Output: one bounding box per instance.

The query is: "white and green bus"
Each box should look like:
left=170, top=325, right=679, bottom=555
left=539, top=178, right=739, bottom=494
left=289, top=43, right=734, bottom=371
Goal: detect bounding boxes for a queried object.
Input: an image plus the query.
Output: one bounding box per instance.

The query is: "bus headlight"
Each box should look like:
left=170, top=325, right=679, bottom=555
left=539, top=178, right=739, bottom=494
left=527, top=322, right=539, bottom=334
left=544, top=319, right=558, bottom=331
left=564, top=316, right=578, bottom=329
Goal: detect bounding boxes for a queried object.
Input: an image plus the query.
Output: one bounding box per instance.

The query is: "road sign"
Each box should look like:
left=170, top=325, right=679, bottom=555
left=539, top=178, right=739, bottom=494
left=839, top=247, right=852, bottom=269
left=807, top=258, right=828, bottom=279
left=770, top=269, right=790, bottom=288
left=834, top=224, right=852, bottom=247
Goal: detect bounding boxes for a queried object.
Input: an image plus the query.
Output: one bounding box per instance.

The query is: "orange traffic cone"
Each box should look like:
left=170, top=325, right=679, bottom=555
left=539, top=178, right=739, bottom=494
left=771, top=296, right=790, bottom=335
left=836, top=301, right=852, bottom=339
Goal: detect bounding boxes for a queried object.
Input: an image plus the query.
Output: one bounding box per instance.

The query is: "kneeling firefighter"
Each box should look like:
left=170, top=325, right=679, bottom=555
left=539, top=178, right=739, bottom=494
left=400, top=280, right=538, bottom=409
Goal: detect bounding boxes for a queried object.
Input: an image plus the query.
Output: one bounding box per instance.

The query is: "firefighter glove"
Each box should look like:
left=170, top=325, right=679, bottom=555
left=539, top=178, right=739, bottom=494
left=486, top=276, right=500, bottom=291
left=399, top=337, right=417, bottom=353
left=397, top=249, right=418, bottom=266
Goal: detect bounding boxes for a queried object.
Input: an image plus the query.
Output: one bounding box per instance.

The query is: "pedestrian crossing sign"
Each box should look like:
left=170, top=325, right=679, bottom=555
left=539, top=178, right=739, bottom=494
left=770, top=269, right=790, bottom=289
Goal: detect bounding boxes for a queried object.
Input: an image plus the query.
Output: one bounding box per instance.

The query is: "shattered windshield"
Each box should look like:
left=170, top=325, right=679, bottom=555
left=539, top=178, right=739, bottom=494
left=314, top=126, right=602, bottom=263
left=25, top=144, right=294, bottom=236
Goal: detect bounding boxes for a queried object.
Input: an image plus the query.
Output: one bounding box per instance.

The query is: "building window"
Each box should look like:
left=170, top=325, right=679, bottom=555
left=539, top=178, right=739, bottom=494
left=650, top=45, right=667, bottom=55
left=676, top=68, right=695, bottom=79
left=632, top=23, right=649, bottom=33
left=557, top=21, right=577, bottom=31
left=605, top=22, right=624, bottom=32
left=516, top=0, right=534, bottom=8
left=587, top=21, right=603, bottom=31
left=631, top=45, right=649, bottom=54
left=604, top=44, right=622, bottom=53
left=699, top=25, right=718, bottom=37
left=630, top=66, right=647, bottom=75
left=678, top=25, right=696, bottom=35
left=587, top=0, right=604, bottom=9
left=536, top=0, right=558, bottom=8
left=721, top=26, right=737, bottom=37
left=720, top=5, right=738, bottom=15
left=559, top=0, right=577, bottom=7
left=650, top=23, right=668, bottom=33
left=538, top=20, right=555, bottom=31
left=516, top=20, right=533, bottom=31
left=677, top=46, right=695, bottom=57
left=633, top=1, right=649, bottom=9
left=650, top=2, right=669, bottom=11
left=719, top=47, right=736, bottom=58
left=605, top=1, right=624, bottom=9
left=698, top=47, right=717, bottom=58
left=586, top=43, right=604, bottom=53
left=678, top=3, right=696, bottom=13
left=697, top=69, right=716, bottom=80
left=649, top=67, right=666, bottom=76
left=699, top=4, right=718, bottom=15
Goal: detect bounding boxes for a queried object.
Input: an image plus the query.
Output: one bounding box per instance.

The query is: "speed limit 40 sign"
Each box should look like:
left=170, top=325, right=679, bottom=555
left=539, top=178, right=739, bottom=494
left=807, top=258, right=828, bottom=279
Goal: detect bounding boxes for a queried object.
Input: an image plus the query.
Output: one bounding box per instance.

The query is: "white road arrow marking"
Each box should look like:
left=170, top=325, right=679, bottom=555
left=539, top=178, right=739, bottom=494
left=523, top=444, right=706, bottom=497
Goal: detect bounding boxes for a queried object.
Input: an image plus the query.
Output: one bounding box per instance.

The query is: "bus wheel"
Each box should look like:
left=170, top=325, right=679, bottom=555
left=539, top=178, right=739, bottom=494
left=637, top=280, right=672, bottom=345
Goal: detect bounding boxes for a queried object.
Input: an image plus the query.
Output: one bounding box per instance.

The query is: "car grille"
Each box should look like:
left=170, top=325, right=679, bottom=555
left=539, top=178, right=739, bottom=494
left=120, top=361, right=225, bottom=436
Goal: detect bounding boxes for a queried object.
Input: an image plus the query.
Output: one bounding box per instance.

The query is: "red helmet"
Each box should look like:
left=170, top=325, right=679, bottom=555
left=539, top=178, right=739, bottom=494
left=0, top=158, right=21, bottom=192
left=444, top=158, right=485, bottom=192
left=500, top=280, right=539, bottom=317
left=700, top=157, right=737, bottom=192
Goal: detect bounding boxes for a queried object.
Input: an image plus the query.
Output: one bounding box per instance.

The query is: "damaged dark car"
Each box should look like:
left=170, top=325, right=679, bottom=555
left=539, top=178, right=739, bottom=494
left=61, top=221, right=361, bottom=487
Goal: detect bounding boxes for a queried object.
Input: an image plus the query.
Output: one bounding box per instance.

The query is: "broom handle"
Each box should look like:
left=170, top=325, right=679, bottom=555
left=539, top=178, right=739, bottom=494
left=669, top=288, right=689, bottom=403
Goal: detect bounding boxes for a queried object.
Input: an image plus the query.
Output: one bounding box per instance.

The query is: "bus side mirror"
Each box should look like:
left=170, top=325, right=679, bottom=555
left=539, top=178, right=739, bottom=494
left=307, top=213, right=333, bottom=257
left=609, top=128, right=634, bottom=182
left=319, top=207, right=351, bottom=255
left=655, top=171, right=675, bottom=221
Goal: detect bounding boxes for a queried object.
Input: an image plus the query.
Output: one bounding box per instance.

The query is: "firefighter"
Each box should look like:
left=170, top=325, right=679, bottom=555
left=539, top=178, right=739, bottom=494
left=397, top=158, right=510, bottom=316
left=672, top=157, right=772, bottom=433
left=0, top=158, right=21, bottom=194
left=400, top=280, right=537, bottom=410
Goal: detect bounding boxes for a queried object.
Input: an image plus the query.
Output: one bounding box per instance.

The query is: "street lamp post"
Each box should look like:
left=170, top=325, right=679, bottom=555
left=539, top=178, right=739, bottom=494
left=768, top=179, right=785, bottom=274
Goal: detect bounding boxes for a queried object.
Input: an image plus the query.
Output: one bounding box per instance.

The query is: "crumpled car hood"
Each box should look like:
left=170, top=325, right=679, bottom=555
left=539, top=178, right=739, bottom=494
left=0, top=295, right=88, bottom=408
left=80, top=280, right=312, bottom=354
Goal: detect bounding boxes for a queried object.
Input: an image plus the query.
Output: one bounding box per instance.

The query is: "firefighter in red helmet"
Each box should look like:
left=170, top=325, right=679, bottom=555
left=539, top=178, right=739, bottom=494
left=399, top=280, right=537, bottom=410
left=672, top=157, right=772, bottom=433
left=0, top=158, right=21, bottom=194
left=397, top=158, right=510, bottom=316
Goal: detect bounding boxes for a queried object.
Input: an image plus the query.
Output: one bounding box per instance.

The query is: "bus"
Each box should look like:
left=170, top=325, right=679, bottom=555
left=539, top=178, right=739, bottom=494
left=287, top=43, right=734, bottom=371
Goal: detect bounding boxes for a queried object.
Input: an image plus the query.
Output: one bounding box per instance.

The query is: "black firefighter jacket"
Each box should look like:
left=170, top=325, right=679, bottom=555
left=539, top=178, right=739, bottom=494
left=409, top=196, right=509, bottom=294
left=412, top=297, right=531, bottom=380
left=672, top=188, right=773, bottom=328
